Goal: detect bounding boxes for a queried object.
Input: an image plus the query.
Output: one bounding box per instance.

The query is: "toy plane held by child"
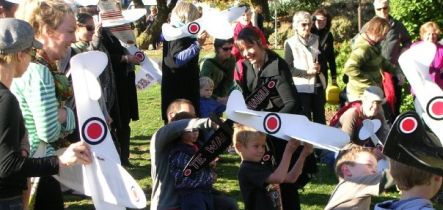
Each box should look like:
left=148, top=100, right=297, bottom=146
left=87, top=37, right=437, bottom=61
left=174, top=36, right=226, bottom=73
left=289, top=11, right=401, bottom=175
left=398, top=42, right=443, bottom=144
left=226, top=90, right=349, bottom=152
left=162, top=6, right=246, bottom=41
left=56, top=51, right=146, bottom=210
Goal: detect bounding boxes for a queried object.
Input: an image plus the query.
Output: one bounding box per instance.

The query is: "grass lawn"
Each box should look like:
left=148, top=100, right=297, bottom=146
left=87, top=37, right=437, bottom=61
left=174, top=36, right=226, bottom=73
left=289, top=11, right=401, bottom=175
left=63, top=47, right=443, bottom=210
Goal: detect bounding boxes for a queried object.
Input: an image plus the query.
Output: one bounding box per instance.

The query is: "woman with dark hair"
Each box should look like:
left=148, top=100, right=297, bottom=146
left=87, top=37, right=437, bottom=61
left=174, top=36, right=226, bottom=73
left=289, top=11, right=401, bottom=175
left=235, top=27, right=314, bottom=210
left=311, top=8, right=337, bottom=86
left=200, top=38, right=236, bottom=104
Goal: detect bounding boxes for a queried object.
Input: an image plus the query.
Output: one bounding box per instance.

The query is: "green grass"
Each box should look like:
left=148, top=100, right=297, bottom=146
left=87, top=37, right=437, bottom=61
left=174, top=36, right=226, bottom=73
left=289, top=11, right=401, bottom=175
left=63, top=48, right=443, bottom=210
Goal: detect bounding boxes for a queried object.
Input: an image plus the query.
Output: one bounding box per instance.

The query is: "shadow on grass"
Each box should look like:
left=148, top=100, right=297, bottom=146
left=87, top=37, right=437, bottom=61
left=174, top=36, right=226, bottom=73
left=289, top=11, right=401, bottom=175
left=131, top=135, right=151, bottom=141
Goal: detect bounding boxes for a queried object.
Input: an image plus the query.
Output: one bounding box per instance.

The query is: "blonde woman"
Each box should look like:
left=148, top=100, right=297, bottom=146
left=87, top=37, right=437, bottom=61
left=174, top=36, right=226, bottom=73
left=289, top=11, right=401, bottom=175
left=416, top=21, right=443, bottom=89
left=161, top=1, right=208, bottom=123
left=12, top=0, right=77, bottom=209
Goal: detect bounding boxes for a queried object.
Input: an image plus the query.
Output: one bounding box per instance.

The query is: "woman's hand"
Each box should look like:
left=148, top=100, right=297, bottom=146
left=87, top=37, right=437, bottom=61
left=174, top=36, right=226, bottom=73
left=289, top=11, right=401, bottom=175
left=58, top=141, right=92, bottom=168
left=197, top=31, right=208, bottom=46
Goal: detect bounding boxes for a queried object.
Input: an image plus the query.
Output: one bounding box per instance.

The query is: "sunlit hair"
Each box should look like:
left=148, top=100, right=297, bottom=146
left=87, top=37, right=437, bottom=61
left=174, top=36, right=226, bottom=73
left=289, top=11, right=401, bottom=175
left=334, top=144, right=376, bottom=178
left=15, top=0, right=74, bottom=38
left=170, top=1, right=200, bottom=24
left=76, top=13, right=93, bottom=25
left=420, top=21, right=441, bottom=41
left=199, top=76, right=214, bottom=89
left=312, top=8, right=332, bottom=29
left=365, top=16, right=390, bottom=39
left=233, top=123, right=266, bottom=150
left=292, top=11, right=311, bottom=28
left=0, top=53, right=19, bottom=64
left=166, top=98, right=195, bottom=122
left=389, top=158, right=434, bottom=190
left=235, top=27, right=264, bottom=50
left=170, top=111, right=195, bottom=122
left=214, top=38, right=234, bottom=50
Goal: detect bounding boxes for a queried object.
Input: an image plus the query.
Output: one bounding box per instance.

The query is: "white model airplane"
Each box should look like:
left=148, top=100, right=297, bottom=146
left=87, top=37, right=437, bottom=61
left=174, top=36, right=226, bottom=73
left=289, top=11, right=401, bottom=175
left=226, top=90, right=349, bottom=152
left=359, top=119, right=383, bottom=146
left=55, top=51, right=146, bottom=210
left=97, top=0, right=162, bottom=90
left=398, top=42, right=443, bottom=144
left=162, top=6, right=246, bottom=41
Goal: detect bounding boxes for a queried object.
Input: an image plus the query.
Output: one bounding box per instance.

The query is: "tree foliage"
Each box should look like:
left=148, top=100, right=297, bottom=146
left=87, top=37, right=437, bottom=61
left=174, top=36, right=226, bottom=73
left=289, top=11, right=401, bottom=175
left=389, top=0, right=443, bottom=40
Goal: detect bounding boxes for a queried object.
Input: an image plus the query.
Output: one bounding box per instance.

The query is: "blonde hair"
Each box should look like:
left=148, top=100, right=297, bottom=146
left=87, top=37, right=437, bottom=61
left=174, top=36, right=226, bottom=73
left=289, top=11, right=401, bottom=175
left=170, top=1, right=200, bottom=24
left=389, top=159, right=434, bottom=190
left=233, top=124, right=266, bottom=149
left=334, top=144, right=376, bottom=178
left=0, top=53, right=19, bottom=64
left=365, top=16, right=390, bottom=39
left=420, top=21, right=441, bottom=40
left=15, top=0, right=73, bottom=37
left=199, top=76, right=214, bottom=89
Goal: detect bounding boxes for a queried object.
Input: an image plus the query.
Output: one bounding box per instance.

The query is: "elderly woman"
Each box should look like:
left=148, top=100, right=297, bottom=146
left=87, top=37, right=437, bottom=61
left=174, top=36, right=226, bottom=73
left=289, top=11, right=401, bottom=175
left=416, top=21, right=443, bottom=89
left=12, top=0, right=78, bottom=209
left=0, top=17, right=91, bottom=210
left=200, top=38, right=236, bottom=104
left=235, top=27, right=315, bottom=210
left=344, top=17, right=403, bottom=102
left=161, top=1, right=208, bottom=123
left=285, top=11, right=325, bottom=124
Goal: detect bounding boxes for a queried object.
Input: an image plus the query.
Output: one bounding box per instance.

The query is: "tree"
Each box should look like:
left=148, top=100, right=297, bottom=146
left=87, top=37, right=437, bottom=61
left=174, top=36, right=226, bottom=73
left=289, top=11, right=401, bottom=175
left=390, top=0, right=443, bottom=39
left=136, top=0, right=178, bottom=49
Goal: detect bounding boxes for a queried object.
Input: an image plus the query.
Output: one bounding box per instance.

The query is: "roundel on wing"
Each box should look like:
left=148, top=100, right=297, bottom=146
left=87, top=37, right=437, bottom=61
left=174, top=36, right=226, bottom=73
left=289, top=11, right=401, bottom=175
left=398, top=116, right=417, bottom=134
left=134, top=51, right=145, bottom=62
left=427, top=97, right=443, bottom=120
left=263, top=113, right=281, bottom=134
left=82, top=117, right=107, bottom=145
left=267, top=81, right=276, bottom=89
left=187, top=22, right=200, bottom=35
left=184, top=169, right=192, bottom=177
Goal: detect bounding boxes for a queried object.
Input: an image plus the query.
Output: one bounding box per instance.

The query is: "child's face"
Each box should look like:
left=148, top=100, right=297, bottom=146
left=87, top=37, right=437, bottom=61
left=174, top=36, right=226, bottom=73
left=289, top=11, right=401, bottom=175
left=200, top=85, right=213, bottom=99
left=237, top=137, right=266, bottom=162
left=180, top=129, right=199, bottom=145
left=344, top=152, right=377, bottom=179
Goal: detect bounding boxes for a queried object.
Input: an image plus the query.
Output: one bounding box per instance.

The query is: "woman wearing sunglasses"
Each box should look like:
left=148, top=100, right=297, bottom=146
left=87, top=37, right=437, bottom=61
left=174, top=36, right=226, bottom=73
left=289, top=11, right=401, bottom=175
left=200, top=38, right=236, bottom=104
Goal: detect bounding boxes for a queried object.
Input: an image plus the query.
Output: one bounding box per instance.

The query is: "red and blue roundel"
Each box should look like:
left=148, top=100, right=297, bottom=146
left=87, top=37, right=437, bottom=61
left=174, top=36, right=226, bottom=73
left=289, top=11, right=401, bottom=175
left=134, top=51, right=145, bottom=63
left=263, top=113, right=281, bottom=134
left=426, top=96, right=443, bottom=120
left=187, top=22, right=200, bottom=35
left=267, top=81, right=276, bottom=89
left=82, top=117, right=107, bottom=145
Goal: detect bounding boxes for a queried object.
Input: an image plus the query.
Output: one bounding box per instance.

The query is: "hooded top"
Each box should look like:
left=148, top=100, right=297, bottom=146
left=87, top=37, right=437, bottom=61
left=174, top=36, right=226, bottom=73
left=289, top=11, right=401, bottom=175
left=374, top=197, right=434, bottom=210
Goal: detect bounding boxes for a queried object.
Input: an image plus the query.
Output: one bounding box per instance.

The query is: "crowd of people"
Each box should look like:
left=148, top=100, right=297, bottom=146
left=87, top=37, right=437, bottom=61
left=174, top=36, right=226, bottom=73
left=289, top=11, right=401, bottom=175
left=0, top=0, right=442, bottom=209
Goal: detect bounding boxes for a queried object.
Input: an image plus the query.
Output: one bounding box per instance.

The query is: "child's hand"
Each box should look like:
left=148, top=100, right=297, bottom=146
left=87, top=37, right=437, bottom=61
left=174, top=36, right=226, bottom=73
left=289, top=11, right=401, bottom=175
left=286, top=139, right=301, bottom=152
left=197, top=31, right=208, bottom=46
left=300, top=143, right=314, bottom=158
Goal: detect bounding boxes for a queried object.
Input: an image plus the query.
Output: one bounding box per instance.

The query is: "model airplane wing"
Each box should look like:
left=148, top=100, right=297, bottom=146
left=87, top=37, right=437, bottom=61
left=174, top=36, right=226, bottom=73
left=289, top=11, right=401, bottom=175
left=66, top=51, right=147, bottom=209
left=162, top=6, right=245, bottom=41
left=226, top=90, right=349, bottom=151
left=399, top=42, right=443, bottom=144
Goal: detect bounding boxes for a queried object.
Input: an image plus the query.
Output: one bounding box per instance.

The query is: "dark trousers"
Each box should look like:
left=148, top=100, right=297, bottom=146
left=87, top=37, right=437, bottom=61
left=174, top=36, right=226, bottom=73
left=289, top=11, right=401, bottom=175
left=212, top=189, right=238, bottom=210
left=299, top=87, right=326, bottom=124
left=0, top=196, right=22, bottom=210
left=115, top=122, right=131, bottom=165
left=179, top=191, right=214, bottom=210
left=34, top=176, right=63, bottom=210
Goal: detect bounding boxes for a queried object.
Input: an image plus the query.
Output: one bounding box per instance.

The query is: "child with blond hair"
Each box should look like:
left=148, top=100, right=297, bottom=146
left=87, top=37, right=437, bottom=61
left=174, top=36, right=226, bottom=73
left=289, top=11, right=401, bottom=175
left=325, top=144, right=381, bottom=210
left=233, top=124, right=312, bottom=210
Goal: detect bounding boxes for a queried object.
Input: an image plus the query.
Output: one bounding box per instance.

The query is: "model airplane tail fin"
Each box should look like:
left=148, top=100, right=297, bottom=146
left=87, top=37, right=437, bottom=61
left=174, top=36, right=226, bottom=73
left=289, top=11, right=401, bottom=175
left=226, top=90, right=260, bottom=117
left=70, top=51, right=108, bottom=101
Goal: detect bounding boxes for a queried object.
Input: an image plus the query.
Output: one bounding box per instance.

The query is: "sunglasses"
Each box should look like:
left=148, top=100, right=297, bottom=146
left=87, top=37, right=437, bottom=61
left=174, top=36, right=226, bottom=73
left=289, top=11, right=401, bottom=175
left=221, top=47, right=233, bottom=51
left=376, top=7, right=388, bottom=11
left=78, top=24, right=95, bottom=32
left=26, top=48, right=37, bottom=57
left=301, top=23, right=310, bottom=27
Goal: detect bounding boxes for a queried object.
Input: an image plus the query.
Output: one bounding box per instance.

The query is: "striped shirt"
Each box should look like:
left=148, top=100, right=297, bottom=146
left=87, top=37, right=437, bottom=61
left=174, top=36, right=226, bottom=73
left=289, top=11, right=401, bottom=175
left=11, top=63, right=75, bottom=157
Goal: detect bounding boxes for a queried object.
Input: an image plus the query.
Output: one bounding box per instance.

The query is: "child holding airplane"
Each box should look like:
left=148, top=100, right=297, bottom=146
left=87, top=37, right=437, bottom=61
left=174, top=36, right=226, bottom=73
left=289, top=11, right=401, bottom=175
left=232, top=124, right=312, bottom=210
left=324, top=144, right=381, bottom=210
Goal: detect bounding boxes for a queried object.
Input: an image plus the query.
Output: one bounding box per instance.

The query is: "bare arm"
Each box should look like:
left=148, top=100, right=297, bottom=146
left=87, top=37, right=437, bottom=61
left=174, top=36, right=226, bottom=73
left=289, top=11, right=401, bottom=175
left=285, top=143, right=313, bottom=183
left=266, top=139, right=300, bottom=184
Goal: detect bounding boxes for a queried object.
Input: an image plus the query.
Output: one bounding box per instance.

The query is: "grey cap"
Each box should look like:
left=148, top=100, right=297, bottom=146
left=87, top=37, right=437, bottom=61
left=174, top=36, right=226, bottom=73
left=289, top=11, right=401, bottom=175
left=0, top=18, right=42, bottom=54
left=362, top=86, right=386, bottom=103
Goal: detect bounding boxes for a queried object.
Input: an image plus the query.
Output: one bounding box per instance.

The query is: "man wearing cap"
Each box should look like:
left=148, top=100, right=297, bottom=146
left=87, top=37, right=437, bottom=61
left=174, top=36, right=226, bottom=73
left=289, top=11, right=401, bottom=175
left=0, top=18, right=92, bottom=210
left=371, top=0, right=411, bottom=122
left=336, top=86, right=389, bottom=146
left=0, top=0, right=20, bottom=18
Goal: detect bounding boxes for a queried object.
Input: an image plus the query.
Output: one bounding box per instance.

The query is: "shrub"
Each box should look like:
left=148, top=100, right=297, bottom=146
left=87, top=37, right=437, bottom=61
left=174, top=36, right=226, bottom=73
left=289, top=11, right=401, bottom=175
left=268, top=22, right=292, bottom=48
left=331, top=16, right=355, bottom=43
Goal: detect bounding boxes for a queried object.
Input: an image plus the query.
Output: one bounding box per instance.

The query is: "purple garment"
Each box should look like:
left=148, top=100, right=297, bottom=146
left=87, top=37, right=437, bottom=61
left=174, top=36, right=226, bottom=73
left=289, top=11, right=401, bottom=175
left=411, top=41, right=443, bottom=89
